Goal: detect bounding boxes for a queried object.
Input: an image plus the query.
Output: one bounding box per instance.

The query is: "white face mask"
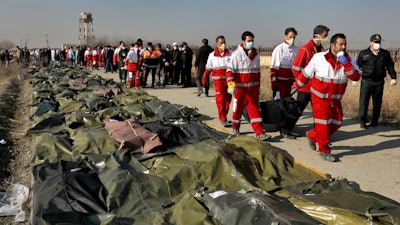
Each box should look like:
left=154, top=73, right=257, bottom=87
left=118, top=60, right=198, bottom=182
left=373, top=43, right=381, bottom=50
left=286, top=38, right=295, bottom=46
left=314, top=35, right=329, bottom=45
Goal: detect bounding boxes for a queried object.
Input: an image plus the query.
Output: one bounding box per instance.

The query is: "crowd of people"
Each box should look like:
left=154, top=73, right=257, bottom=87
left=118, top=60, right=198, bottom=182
left=2, top=27, right=397, bottom=162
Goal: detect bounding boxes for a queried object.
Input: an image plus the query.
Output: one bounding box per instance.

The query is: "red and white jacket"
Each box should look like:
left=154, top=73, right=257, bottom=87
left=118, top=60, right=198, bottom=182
left=292, top=40, right=323, bottom=93
left=270, top=42, right=298, bottom=83
left=296, top=50, right=360, bottom=100
left=113, top=46, right=120, bottom=64
left=84, top=48, right=90, bottom=58
left=125, top=47, right=140, bottom=72
left=91, top=49, right=98, bottom=62
left=226, top=44, right=260, bottom=88
left=203, top=49, right=232, bottom=82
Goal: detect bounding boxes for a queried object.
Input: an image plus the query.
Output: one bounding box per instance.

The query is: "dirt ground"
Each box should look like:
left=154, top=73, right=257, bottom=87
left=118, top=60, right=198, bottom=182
left=0, top=67, right=34, bottom=224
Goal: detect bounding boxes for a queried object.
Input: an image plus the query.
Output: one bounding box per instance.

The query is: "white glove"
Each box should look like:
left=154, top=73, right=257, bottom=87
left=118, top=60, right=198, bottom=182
left=352, top=81, right=359, bottom=87
left=390, top=79, right=397, bottom=86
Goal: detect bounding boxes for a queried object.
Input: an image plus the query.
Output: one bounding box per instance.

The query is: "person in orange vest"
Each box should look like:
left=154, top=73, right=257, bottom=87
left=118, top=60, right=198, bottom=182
left=143, top=42, right=161, bottom=88
left=125, top=43, right=141, bottom=87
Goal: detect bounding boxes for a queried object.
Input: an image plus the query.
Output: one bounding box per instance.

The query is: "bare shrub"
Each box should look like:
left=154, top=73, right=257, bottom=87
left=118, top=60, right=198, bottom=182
left=0, top=39, right=15, bottom=50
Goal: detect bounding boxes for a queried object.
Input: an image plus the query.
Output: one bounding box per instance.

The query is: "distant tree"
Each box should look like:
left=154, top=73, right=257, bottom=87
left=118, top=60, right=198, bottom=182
left=0, top=39, right=15, bottom=50
left=94, top=35, right=110, bottom=47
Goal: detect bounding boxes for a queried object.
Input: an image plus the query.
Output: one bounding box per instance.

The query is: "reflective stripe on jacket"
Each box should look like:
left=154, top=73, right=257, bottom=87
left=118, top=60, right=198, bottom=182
left=297, top=50, right=360, bottom=100
left=203, top=49, right=232, bottom=81
left=227, top=44, right=261, bottom=88
left=270, top=42, right=298, bottom=82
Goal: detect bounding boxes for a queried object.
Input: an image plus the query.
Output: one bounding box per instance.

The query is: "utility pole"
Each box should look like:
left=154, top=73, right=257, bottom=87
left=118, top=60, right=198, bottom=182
left=45, top=34, right=49, bottom=48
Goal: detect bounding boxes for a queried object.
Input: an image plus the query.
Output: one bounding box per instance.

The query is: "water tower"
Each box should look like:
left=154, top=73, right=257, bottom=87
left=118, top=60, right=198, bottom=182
left=78, top=12, right=94, bottom=46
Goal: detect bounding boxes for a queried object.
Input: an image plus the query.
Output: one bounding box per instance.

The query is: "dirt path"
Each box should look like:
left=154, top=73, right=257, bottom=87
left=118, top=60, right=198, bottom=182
left=97, top=70, right=400, bottom=203
left=0, top=72, right=33, bottom=224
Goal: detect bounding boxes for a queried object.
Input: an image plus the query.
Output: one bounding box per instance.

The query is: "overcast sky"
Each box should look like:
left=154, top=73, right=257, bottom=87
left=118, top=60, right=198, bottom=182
left=1, top=0, right=400, bottom=50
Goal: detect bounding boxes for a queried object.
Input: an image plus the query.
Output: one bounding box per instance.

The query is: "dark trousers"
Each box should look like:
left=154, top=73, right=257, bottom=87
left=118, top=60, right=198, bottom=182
left=196, top=66, right=207, bottom=94
left=171, top=65, right=181, bottom=84
left=296, top=91, right=312, bottom=112
left=105, top=60, right=113, bottom=72
left=181, top=65, right=192, bottom=87
left=118, top=62, right=127, bottom=82
left=359, top=79, right=384, bottom=124
left=158, top=65, right=170, bottom=86
left=144, top=67, right=157, bottom=87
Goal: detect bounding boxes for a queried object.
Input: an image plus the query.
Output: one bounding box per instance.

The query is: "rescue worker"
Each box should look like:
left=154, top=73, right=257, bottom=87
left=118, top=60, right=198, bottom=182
left=295, top=33, right=360, bottom=162
left=84, top=47, right=91, bottom=68
left=270, top=27, right=299, bottom=139
left=91, top=47, right=98, bottom=70
left=136, top=38, right=146, bottom=86
left=227, top=31, right=271, bottom=141
left=99, top=46, right=104, bottom=68
left=292, top=25, right=330, bottom=112
left=125, top=43, right=140, bottom=87
left=118, top=42, right=129, bottom=83
left=113, top=42, right=122, bottom=74
left=143, top=42, right=161, bottom=88
left=270, top=27, right=299, bottom=99
left=195, top=38, right=213, bottom=96
left=356, top=34, right=397, bottom=129
left=202, top=35, right=232, bottom=127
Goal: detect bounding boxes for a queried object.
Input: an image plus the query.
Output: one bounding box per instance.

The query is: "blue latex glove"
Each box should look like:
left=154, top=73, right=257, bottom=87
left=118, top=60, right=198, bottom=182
left=338, top=55, right=348, bottom=65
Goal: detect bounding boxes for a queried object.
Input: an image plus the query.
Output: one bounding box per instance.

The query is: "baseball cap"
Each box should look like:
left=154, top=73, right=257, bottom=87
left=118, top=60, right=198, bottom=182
left=370, top=34, right=382, bottom=42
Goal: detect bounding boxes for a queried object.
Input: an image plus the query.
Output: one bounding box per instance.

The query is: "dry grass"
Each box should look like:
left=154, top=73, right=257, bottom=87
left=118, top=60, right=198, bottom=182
left=259, top=67, right=400, bottom=126
left=0, top=63, right=28, bottom=81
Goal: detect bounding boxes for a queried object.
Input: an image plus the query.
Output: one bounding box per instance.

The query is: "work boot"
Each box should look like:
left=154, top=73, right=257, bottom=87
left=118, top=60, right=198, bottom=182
left=369, top=121, right=378, bottom=127
left=232, top=128, right=240, bottom=136
left=306, top=132, right=316, bottom=151
left=221, top=120, right=232, bottom=127
left=280, top=128, right=296, bottom=139
left=319, top=152, right=336, bottom=162
left=256, top=133, right=272, bottom=141
left=360, top=122, right=368, bottom=129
